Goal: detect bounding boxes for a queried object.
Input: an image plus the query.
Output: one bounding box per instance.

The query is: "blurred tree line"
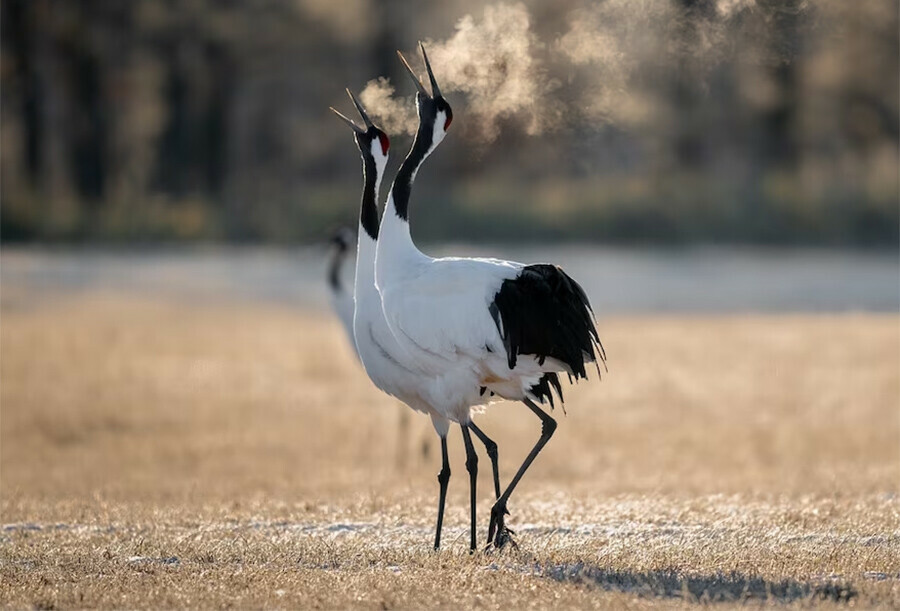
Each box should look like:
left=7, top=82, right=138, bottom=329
left=1, top=0, right=897, bottom=245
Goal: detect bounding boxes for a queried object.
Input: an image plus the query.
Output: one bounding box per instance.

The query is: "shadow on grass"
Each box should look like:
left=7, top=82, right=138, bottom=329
left=542, top=563, right=856, bottom=604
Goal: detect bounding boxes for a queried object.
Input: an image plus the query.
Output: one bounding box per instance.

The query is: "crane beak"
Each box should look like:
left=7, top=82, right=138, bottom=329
left=346, top=89, right=374, bottom=130
left=397, top=50, right=429, bottom=97
left=419, top=42, right=443, bottom=99
left=330, top=106, right=366, bottom=134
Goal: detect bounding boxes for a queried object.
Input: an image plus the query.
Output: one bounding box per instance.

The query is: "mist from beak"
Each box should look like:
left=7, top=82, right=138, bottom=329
left=359, top=1, right=806, bottom=144
left=359, top=77, right=415, bottom=137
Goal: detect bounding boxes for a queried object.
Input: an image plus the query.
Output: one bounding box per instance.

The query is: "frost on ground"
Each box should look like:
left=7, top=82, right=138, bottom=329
left=1, top=495, right=896, bottom=608
left=1, top=292, right=898, bottom=608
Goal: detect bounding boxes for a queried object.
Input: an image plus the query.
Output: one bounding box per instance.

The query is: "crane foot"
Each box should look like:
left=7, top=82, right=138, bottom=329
left=486, top=501, right=518, bottom=550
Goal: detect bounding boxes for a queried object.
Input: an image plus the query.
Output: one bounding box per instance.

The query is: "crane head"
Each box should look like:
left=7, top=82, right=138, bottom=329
left=329, top=226, right=354, bottom=253
left=330, top=89, right=390, bottom=165
left=397, top=43, right=453, bottom=146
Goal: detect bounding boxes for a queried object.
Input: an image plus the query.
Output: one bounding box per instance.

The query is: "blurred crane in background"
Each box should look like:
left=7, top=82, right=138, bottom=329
left=325, top=223, right=420, bottom=472
left=326, top=226, right=356, bottom=354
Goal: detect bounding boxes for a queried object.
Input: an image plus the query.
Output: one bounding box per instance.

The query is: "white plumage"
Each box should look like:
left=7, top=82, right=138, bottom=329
left=376, top=194, right=597, bottom=424
left=329, top=92, right=456, bottom=434
left=371, top=46, right=604, bottom=550
left=331, top=46, right=604, bottom=552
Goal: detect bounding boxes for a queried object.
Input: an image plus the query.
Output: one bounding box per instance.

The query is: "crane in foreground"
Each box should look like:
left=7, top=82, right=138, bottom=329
left=374, top=44, right=606, bottom=550
left=329, top=89, right=506, bottom=550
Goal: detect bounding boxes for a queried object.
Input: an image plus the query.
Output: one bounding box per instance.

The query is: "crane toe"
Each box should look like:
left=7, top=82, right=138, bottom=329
left=487, top=501, right=517, bottom=550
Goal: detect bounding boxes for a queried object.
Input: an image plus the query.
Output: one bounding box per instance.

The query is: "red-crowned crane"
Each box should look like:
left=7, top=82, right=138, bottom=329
left=374, top=45, right=606, bottom=550
left=327, top=226, right=357, bottom=356
left=329, top=90, right=505, bottom=550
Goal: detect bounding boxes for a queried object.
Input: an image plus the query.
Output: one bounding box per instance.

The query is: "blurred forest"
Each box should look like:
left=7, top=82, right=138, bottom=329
left=1, top=0, right=897, bottom=245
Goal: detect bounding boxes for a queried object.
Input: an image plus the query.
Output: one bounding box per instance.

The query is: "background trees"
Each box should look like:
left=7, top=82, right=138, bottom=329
left=2, top=0, right=896, bottom=245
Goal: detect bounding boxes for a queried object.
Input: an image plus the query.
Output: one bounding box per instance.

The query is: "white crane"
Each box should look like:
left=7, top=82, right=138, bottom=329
left=327, top=226, right=423, bottom=471
left=327, top=226, right=357, bottom=355
left=375, top=45, right=606, bottom=550
left=329, top=90, right=505, bottom=550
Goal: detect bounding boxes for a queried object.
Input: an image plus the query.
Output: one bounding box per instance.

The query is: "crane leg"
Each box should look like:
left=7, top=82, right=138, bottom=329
left=469, top=422, right=501, bottom=499
left=487, top=398, right=556, bottom=549
left=433, top=435, right=451, bottom=550
left=460, top=424, right=478, bottom=553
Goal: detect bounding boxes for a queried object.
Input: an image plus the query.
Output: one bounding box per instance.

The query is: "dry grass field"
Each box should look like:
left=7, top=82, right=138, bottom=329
left=1, top=285, right=898, bottom=608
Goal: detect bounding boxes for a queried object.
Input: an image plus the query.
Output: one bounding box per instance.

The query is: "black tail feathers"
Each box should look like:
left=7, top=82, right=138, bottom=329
left=490, top=264, right=605, bottom=383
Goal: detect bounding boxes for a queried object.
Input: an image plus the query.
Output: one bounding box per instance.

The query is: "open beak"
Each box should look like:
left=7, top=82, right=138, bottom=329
left=397, top=50, right=430, bottom=97
left=346, top=89, right=374, bottom=129
left=419, top=42, right=443, bottom=99
left=329, top=107, right=364, bottom=133
left=329, top=89, right=373, bottom=133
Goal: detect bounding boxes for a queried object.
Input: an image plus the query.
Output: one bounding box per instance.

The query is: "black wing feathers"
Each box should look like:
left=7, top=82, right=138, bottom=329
left=491, top=264, right=604, bottom=382
left=529, top=372, right=564, bottom=410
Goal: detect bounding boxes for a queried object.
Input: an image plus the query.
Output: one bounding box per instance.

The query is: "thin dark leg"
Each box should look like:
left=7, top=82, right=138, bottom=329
left=487, top=398, right=557, bottom=547
left=433, top=435, right=450, bottom=550
left=460, top=424, right=478, bottom=552
left=469, top=422, right=500, bottom=499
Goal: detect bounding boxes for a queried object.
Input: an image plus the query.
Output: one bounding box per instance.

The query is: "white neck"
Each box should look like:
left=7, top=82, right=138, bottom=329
left=379, top=191, right=420, bottom=255
left=376, top=189, right=431, bottom=291
left=374, top=112, right=446, bottom=287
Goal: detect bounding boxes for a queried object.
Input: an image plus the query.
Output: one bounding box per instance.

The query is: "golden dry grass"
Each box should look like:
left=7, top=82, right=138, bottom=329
left=1, top=289, right=898, bottom=608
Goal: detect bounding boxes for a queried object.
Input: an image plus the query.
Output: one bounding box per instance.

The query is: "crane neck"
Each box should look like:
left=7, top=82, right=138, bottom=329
left=389, top=113, right=439, bottom=222
left=376, top=112, right=443, bottom=285
left=355, top=152, right=385, bottom=302
left=328, top=246, right=345, bottom=292
left=359, top=152, right=382, bottom=240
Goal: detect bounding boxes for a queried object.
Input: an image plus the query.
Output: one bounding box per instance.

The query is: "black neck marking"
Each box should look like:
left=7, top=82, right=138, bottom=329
left=390, top=101, right=437, bottom=222
left=328, top=247, right=344, bottom=291
left=360, top=152, right=379, bottom=240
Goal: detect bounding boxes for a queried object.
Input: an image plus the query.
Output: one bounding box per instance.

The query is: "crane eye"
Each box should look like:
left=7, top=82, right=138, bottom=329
left=378, top=132, right=390, bottom=155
